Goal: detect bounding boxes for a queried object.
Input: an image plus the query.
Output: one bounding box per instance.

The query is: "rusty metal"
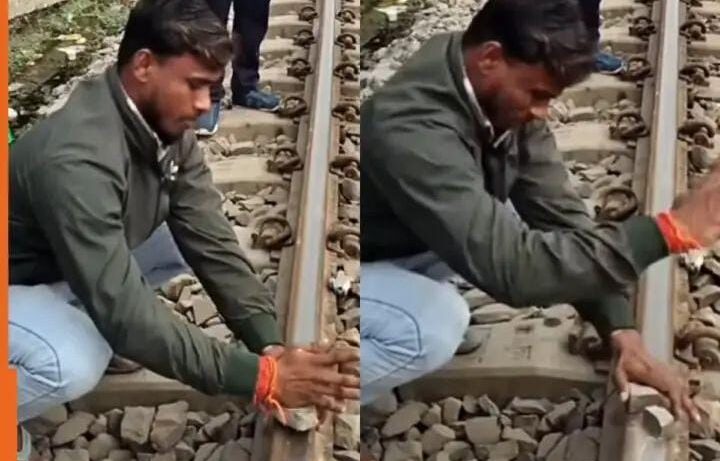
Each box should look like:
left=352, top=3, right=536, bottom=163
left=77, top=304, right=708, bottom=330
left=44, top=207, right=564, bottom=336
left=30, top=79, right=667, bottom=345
left=610, top=110, right=649, bottom=140
left=680, top=18, right=706, bottom=40
left=332, top=102, right=360, bottom=122
left=336, top=9, right=356, bottom=23
left=334, top=62, right=359, bottom=80
left=621, top=57, right=653, bottom=81
left=299, top=5, right=318, bottom=21
left=294, top=29, right=316, bottom=47
left=287, top=58, right=313, bottom=79
left=336, top=33, right=357, bottom=50
left=679, top=62, right=710, bottom=86
left=278, top=96, right=309, bottom=118
left=252, top=215, right=293, bottom=250
left=629, top=16, right=656, bottom=39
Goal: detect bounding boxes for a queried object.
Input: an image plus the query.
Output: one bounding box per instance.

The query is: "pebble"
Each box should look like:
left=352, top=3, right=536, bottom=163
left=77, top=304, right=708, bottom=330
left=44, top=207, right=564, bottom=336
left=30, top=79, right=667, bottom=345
left=565, top=430, right=597, bottom=460
left=442, top=397, right=463, bottom=424
left=544, top=400, right=577, bottom=429
left=455, top=328, right=485, bottom=354
left=54, top=449, right=90, bottom=461
left=421, top=404, right=443, bottom=427
left=151, top=401, right=189, bottom=452
left=121, top=406, right=156, bottom=447
left=465, top=416, right=501, bottom=445
left=502, top=426, right=538, bottom=452
left=52, top=412, right=95, bottom=446
left=421, top=424, right=456, bottom=454
left=471, top=303, right=519, bottom=324
left=477, top=395, right=500, bottom=416
left=383, top=440, right=423, bottom=461
left=509, top=398, right=552, bottom=415
left=88, top=433, right=120, bottom=461
left=334, top=414, right=360, bottom=450
left=537, top=432, right=564, bottom=458
left=689, top=439, right=720, bottom=460
left=381, top=401, right=429, bottom=437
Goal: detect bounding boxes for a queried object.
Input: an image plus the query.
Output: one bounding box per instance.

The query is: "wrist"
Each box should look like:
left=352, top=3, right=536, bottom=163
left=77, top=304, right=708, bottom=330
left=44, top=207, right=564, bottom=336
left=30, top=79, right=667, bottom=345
left=656, top=211, right=702, bottom=253
left=610, top=328, right=642, bottom=350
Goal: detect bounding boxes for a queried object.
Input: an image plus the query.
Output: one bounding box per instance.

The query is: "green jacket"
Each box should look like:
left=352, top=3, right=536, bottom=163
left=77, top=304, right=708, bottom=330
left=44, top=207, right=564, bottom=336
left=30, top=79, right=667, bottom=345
left=361, top=32, right=669, bottom=337
left=10, top=67, right=281, bottom=396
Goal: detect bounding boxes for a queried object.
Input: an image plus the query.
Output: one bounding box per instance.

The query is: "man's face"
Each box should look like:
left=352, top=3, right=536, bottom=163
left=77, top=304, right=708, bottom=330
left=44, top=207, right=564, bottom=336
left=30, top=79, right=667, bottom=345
left=132, top=52, right=222, bottom=143
left=467, top=43, right=562, bottom=132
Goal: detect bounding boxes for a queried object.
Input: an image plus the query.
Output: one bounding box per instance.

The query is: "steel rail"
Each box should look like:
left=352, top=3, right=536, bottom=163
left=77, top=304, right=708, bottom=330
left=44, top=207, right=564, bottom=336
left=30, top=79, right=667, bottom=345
left=623, top=0, right=681, bottom=459
left=252, top=0, right=339, bottom=458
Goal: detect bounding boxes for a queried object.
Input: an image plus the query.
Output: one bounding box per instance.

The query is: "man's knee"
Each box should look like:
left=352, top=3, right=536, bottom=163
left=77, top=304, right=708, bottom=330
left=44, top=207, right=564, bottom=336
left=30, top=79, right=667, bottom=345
left=57, top=345, right=112, bottom=401
left=417, top=285, right=469, bottom=370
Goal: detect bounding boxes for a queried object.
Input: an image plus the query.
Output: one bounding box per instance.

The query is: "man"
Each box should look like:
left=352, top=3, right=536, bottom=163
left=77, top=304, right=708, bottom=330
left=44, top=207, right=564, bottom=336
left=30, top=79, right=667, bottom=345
left=195, top=0, right=282, bottom=135
left=361, top=0, right=720, bottom=421
left=579, top=0, right=626, bottom=74
left=10, top=1, right=358, bottom=458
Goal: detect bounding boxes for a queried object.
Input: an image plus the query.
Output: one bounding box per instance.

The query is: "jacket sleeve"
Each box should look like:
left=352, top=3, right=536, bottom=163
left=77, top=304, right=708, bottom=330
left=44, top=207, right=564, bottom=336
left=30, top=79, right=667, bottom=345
left=28, top=155, right=262, bottom=397
left=363, top=115, right=668, bottom=308
left=508, top=121, right=650, bottom=337
left=167, top=136, right=282, bottom=353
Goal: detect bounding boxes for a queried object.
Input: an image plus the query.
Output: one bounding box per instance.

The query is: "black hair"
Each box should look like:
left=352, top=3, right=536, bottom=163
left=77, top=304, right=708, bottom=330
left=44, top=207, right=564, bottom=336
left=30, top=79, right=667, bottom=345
left=117, top=0, right=232, bottom=70
left=463, top=0, right=596, bottom=87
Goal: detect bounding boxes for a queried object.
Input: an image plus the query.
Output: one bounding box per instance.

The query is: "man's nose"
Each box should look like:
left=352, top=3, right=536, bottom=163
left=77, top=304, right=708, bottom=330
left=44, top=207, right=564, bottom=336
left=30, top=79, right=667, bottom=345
left=195, top=88, right=212, bottom=113
left=530, top=104, right=549, bottom=120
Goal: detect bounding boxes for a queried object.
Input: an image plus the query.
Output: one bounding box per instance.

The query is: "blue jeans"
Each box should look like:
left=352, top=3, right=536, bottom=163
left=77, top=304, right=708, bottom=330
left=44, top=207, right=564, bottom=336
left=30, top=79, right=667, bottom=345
left=10, top=224, right=190, bottom=422
left=360, top=252, right=470, bottom=406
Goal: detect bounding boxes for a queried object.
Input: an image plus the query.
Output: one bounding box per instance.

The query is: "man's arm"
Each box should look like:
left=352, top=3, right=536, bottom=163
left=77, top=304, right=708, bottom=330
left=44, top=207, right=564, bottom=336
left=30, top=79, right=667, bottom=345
left=29, top=156, right=261, bottom=397
left=508, top=121, right=644, bottom=338
left=167, top=135, right=282, bottom=353
left=362, top=114, right=668, bottom=307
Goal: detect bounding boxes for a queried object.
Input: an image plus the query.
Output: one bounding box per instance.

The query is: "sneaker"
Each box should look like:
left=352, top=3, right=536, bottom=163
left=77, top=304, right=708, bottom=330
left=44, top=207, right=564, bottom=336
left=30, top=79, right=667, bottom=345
left=17, top=426, right=31, bottom=461
left=195, top=102, right=221, bottom=137
left=234, top=89, right=281, bottom=112
left=595, top=52, right=626, bottom=75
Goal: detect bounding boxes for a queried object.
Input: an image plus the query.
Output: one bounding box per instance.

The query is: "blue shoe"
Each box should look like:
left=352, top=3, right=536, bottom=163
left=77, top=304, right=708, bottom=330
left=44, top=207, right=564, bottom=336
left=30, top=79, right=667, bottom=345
left=234, top=89, right=281, bottom=112
left=195, top=102, right=221, bottom=137
left=595, top=52, right=626, bottom=75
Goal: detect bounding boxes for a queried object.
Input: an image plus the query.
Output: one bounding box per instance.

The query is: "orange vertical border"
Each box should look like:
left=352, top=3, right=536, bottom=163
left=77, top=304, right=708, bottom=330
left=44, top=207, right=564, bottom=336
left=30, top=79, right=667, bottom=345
left=2, top=0, right=18, bottom=458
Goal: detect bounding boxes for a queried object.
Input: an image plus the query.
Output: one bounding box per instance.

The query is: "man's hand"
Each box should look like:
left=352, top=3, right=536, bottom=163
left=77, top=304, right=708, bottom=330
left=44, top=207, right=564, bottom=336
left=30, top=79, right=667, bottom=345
left=611, top=329, right=699, bottom=422
left=671, top=160, right=720, bottom=246
left=272, top=346, right=360, bottom=412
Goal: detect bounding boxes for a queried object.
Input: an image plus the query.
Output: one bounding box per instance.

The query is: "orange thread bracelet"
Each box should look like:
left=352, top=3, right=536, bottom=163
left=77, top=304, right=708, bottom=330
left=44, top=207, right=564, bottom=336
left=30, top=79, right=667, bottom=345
left=254, top=356, right=286, bottom=424
left=656, top=212, right=702, bottom=254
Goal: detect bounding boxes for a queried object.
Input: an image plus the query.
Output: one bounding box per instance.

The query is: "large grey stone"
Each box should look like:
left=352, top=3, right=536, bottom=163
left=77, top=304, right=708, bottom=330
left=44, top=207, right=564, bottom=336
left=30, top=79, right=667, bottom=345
left=120, top=406, right=156, bottom=447
left=421, top=424, right=456, bottom=455
left=52, top=412, right=95, bottom=446
left=442, top=397, right=463, bottom=424
left=54, top=449, right=90, bottom=461
left=465, top=417, right=501, bottom=445
left=87, top=433, right=120, bottom=461
left=383, top=441, right=423, bottom=461
left=151, top=401, right=189, bottom=452
left=381, top=402, right=429, bottom=437
left=334, top=413, right=360, bottom=450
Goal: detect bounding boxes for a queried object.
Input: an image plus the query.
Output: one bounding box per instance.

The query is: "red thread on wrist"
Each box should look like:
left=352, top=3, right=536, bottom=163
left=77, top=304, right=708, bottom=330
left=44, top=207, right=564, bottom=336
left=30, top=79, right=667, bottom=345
left=254, top=356, right=285, bottom=424
left=656, top=212, right=702, bottom=253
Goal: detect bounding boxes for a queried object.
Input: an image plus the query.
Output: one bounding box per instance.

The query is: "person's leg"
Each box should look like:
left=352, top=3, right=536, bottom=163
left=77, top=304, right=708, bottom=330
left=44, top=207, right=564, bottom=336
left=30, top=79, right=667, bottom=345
left=132, top=223, right=192, bottom=289
left=230, top=0, right=280, bottom=111
left=360, top=261, right=470, bottom=406
left=10, top=284, right=113, bottom=423
left=577, top=0, right=626, bottom=74
left=196, top=0, right=233, bottom=136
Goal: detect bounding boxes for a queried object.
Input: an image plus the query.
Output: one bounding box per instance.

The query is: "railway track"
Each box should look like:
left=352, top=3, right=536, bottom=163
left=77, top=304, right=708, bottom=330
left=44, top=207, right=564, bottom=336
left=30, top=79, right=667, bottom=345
left=26, top=0, right=361, bottom=460
left=361, top=0, right=720, bottom=460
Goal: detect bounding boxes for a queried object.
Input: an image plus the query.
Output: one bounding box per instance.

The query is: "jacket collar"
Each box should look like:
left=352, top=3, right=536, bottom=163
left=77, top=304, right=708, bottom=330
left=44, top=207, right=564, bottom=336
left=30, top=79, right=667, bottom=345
left=105, top=66, right=169, bottom=166
left=447, top=32, right=511, bottom=148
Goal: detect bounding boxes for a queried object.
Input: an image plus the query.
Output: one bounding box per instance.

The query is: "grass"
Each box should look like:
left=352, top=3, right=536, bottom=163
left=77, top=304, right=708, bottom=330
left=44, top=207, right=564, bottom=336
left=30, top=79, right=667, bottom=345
left=10, top=0, right=132, bottom=81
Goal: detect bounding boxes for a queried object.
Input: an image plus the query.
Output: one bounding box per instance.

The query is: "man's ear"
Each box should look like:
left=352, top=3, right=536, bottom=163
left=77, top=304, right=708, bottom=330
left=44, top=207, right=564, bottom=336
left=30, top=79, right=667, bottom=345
left=472, top=41, right=506, bottom=76
left=129, top=49, right=157, bottom=84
